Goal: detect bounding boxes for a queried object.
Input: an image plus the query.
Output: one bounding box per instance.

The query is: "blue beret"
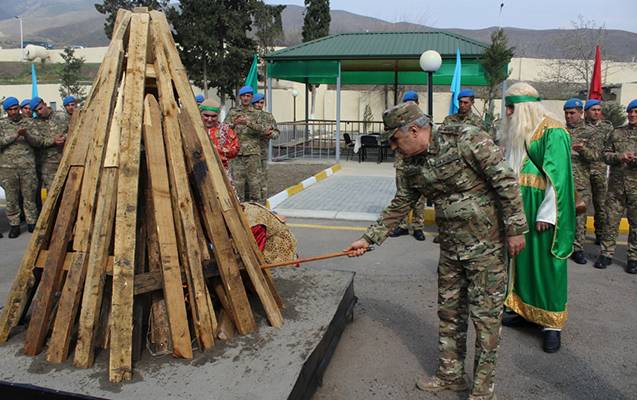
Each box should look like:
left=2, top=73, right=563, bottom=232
left=563, top=98, right=583, bottom=110
left=402, top=91, right=418, bottom=102
left=63, top=95, right=76, bottom=106
left=251, top=93, right=265, bottom=104
left=20, top=99, right=31, bottom=108
left=2, top=97, right=19, bottom=111
left=195, top=94, right=205, bottom=104
left=239, top=86, right=254, bottom=96
left=458, top=88, right=475, bottom=99
left=30, top=97, right=44, bottom=111
left=584, top=99, right=601, bottom=110
left=627, top=99, right=637, bottom=112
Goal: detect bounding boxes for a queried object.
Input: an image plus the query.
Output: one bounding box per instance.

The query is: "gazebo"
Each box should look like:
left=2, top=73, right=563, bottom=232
left=264, top=31, right=494, bottom=161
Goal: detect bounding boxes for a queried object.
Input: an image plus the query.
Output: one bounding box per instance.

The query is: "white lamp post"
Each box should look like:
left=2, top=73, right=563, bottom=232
left=14, top=16, right=23, bottom=60
left=419, top=50, right=442, bottom=118
left=291, top=88, right=299, bottom=139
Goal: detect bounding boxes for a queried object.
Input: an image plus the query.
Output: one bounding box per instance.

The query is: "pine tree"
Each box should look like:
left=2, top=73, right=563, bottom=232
left=302, top=0, right=330, bottom=42
left=253, top=3, right=286, bottom=53
left=603, top=102, right=627, bottom=128
left=168, top=0, right=258, bottom=101
left=95, top=0, right=168, bottom=39
left=59, top=47, right=87, bottom=100
left=480, top=29, right=515, bottom=127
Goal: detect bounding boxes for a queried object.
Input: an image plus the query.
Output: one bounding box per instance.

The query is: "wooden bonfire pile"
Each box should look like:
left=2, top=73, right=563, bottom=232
left=0, top=8, right=283, bottom=383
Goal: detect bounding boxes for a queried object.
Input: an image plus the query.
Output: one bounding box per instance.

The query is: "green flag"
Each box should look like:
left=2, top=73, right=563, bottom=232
left=245, top=54, right=259, bottom=93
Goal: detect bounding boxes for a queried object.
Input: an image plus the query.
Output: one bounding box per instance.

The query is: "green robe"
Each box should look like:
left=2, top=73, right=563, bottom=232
left=504, top=118, right=576, bottom=329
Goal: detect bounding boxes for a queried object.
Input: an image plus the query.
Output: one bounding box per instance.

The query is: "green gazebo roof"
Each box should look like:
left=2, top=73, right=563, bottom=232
left=264, top=31, right=495, bottom=86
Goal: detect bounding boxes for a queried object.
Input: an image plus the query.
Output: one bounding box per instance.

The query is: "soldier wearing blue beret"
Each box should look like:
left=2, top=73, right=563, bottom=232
left=440, top=88, right=484, bottom=130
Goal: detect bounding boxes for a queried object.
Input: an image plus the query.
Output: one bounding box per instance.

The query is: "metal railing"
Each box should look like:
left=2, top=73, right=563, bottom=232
left=270, top=119, right=385, bottom=161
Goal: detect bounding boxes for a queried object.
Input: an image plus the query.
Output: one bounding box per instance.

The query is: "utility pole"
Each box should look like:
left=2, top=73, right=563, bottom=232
left=15, top=16, right=23, bottom=60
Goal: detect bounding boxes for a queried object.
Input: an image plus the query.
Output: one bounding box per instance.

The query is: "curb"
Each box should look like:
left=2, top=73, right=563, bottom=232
left=266, top=164, right=342, bottom=210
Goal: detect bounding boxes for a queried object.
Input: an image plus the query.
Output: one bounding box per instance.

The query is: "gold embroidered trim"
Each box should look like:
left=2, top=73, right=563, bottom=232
left=531, top=117, right=565, bottom=141
left=519, top=173, right=546, bottom=190
left=504, top=292, right=568, bottom=329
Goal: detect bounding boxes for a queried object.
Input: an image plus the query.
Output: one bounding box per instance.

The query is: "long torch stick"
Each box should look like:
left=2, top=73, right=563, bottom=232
left=262, top=248, right=370, bottom=270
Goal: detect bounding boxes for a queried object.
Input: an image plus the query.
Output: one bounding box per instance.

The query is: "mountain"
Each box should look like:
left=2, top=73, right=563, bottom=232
left=1, top=2, right=635, bottom=61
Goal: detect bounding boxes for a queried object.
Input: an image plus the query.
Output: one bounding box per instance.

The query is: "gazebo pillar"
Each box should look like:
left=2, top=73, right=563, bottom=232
left=267, top=75, right=273, bottom=162
left=335, top=61, right=342, bottom=162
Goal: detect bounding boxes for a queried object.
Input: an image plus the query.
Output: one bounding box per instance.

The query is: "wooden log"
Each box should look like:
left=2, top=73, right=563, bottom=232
left=142, top=94, right=192, bottom=359
left=23, top=166, right=84, bottom=356
left=110, top=12, right=149, bottom=383
left=153, top=33, right=216, bottom=350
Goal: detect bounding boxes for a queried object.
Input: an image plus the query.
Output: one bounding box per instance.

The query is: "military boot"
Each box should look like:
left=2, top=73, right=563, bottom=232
left=415, top=375, right=469, bottom=392
left=593, top=255, right=612, bottom=269
left=625, top=260, right=637, bottom=274
left=388, top=227, right=409, bottom=237
left=413, top=230, right=426, bottom=241
left=8, top=225, right=21, bottom=239
left=570, top=251, right=587, bottom=265
left=0, top=231, right=3, bottom=238
left=27, top=224, right=35, bottom=233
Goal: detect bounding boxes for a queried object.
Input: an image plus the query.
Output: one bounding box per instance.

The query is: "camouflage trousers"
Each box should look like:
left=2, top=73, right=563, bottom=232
left=600, top=186, right=637, bottom=262
left=40, top=161, right=61, bottom=190
left=436, top=249, right=506, bottom=399
left=231, top=154, right=264, bottom=203
left=573, top=162, right=592, bottom=251
left=260, top=148, right=269, bottom=202
left=589, top=163, right=608, bottom=240
left=0, top=166, right=39, bottom=225
left=396, top=169, right=425, bottom=231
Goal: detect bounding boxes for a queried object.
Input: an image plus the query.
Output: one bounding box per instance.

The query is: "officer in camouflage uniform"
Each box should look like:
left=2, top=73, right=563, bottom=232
left=584, top=99, right=614, bottom=243
left=27, top=97, right=68, bottom=190
left=0, top=97, right=39, bottom=238
left=440, top=88, right=485, bottom=130
left=594, top=99, right=637, bottom=274
left=390, top=91, right=426, bottom=241
left=564, top=98, right=598, bottom=264
left=347, top=102, right=528, bottom=400
left=252, top=93, right=279, bottom=201
left=225, top=86, right=269, bottom=203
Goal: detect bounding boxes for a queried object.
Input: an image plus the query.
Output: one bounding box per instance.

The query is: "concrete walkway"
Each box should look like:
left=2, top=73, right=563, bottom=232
left=274, top=160, right=396, bottom=221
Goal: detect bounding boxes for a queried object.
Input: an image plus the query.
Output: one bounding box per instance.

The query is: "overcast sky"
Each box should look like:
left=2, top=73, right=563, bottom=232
left=266, top=0, right=636, bottom=33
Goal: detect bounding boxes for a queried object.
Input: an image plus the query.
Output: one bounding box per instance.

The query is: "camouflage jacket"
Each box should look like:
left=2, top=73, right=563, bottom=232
left=440, top=111, right=484, bottom=129
left=603, top=123, right=637, bottom=187
left=26, top=111, right=68, bottom=165
left=567, top=119, right=598, bottom=164
left=256, top=110, right=280, bottom=154
left=585, top=119, right=614, bottom=161
left=364, top=124, right=528, bottom=260
left=0, top=115, right=36, bottom=169
left=224, top=106, right=267, bottom=156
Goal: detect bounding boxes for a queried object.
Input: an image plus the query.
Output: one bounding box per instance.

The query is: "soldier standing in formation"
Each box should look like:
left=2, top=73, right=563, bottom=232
left=564, top=98, right=596, bottom=265
left=583, top=99, right=613, bottom=244
left=251, top=92, right=279, bottom=201
left=225, top=86, right=269, bottom=203
left=20, top=99, right=31, bottom=118
left=62, top=95, right=77, bottom=118
left=347, top=102, right=527, bottom=400
left=389, top=91, right=426, bottom=241
left=27, top=97, right=67, bottom=191
left=594, top=99, right=637, bottom=273
left=0, top=97, right=39, bottom=238
left=441, top=89, right=485, bottom=129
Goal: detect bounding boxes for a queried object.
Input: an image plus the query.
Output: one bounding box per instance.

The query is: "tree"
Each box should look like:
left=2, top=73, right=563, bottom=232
left=480, top=29, right=514, bottom=126
left=253, top=3, right=286, bottom=53
left=302, top=0, right=330, bottom=42
left=95, top=0, right=168, bottom=39
left=59, top=47, right=87, bottom=100
left=168, top=0, right=259, bottom=102
left=603, top=102, right=627, bottom=128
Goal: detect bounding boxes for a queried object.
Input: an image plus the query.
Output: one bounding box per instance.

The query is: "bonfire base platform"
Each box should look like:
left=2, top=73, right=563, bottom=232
left=0, top=268, right=355, bottom=400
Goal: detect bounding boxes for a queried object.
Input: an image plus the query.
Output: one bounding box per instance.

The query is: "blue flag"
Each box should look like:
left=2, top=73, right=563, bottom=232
left=31, top=63, right=38, bottom=98
left=449, top=48, right=461, bottom=115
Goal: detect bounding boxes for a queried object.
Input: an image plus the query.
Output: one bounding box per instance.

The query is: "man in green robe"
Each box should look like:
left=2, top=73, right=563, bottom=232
left=499, top=82, right=576, bottom=353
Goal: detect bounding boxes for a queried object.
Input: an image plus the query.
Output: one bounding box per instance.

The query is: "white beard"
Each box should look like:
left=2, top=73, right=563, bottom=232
left=501, top=103, right=548, bottom=176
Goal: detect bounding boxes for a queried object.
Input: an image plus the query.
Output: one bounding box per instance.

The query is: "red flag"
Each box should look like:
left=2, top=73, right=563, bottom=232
left=589, top=45, right=602, bottom=100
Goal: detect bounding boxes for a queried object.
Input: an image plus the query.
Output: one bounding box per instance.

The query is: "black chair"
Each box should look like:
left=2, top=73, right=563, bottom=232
left=359, top=134, right=382, bottom=163
left=343, top=133, right=355, bottom=161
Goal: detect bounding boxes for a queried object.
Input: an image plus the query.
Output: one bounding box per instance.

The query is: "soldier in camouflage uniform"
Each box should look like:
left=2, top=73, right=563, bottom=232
left=347, top=102, right=527, bottom=400
left=225, top=86, right=269, bottom=203
left=27, top=97, right=67, bottom=190
left=20, top=99, right=31, bottom=118
left=0, top=97, right=39, bottom=238
left=389, top=91, right=426, bottom=240
left=440, top=89, right=485, bottom=130
left=564, top=98, right=598, bottom=264
left=584, top=99, right=614, bottom=243
left=252, top=93, right=279, bottom=201
left=594, top=99, right=637, bottom=274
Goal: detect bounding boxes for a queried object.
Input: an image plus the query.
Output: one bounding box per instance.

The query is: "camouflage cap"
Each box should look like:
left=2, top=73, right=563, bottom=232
left=381, top=102, right=430, bottom=141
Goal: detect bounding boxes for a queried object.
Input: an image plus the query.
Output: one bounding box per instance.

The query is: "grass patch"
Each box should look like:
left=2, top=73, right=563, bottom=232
left=0, top=62, right=100, bottom=85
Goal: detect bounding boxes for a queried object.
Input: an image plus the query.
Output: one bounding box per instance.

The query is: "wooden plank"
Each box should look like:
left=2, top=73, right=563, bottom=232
left=95, top=276, right=113, bottom=350
left=142, top=94, right=192, bottom=359
left=153, top=35, right=216, bottom=350
left=109, top=12, right=149, bottom=383
left=145, top=175, right=172, bottom=355
left=23, top=166, right=84, bottom=356
left=177, top=112, right=256, bottom=335
left=151, top=11, right=282, bottom=328
left=104, top=75, right=125, bottom=168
